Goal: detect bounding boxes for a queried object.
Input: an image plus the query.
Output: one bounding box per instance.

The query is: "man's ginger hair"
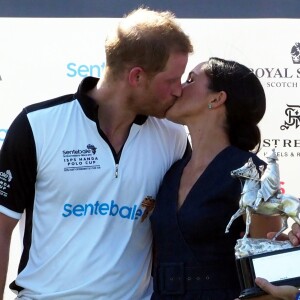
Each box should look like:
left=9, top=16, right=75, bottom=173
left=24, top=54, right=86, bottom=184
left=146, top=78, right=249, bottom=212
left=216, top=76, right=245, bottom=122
left=105, top=7, right=193, bottom=79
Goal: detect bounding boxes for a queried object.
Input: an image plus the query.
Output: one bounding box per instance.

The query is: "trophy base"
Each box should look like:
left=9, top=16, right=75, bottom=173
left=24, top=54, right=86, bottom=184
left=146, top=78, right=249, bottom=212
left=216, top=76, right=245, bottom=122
left=235, top=237, right=293, bottom=259
left=235, top=238, right=300, bottom=298
left=238, top=287, right=266, bottom=299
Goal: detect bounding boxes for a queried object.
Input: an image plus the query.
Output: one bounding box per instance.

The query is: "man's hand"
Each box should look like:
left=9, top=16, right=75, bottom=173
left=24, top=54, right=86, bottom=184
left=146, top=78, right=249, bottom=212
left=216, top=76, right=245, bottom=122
left=254, top=277, right=298, bottom=300
left=234, top=223, right=300, bottom=300
left=234, top=278, right=299, bottom=300
left=266, top=222, right=300, bottom=246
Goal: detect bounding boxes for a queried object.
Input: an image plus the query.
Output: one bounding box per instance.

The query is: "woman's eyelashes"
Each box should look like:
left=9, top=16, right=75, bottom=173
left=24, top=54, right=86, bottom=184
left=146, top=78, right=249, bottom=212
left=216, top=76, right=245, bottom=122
left=186, top=75, right=193, bottom=83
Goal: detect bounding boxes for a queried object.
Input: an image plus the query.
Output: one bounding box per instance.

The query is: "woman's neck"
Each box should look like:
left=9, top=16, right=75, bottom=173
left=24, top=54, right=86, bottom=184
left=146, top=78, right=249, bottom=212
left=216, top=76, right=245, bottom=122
left=187, top=125, right=230, bottom=168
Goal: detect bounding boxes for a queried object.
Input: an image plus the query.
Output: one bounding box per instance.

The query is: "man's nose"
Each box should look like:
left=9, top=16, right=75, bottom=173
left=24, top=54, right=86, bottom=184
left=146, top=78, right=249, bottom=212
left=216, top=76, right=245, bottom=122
left=173, top=83, right=183, bottom=98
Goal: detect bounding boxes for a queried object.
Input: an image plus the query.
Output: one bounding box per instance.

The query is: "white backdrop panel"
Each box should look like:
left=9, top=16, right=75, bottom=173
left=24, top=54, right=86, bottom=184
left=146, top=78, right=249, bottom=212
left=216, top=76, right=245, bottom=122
left=1, top=17, right=299, bottom=300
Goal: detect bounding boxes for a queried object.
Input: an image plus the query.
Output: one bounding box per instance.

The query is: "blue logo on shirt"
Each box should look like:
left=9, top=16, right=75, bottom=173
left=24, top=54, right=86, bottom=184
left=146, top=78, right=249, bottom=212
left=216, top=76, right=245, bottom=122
left=62, top=200, right=143, bottom=220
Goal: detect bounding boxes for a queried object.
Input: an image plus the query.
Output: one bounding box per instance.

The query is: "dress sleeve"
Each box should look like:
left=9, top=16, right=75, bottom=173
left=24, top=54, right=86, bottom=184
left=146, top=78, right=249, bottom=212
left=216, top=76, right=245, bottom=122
left=0, top=109, right=37, bottom=219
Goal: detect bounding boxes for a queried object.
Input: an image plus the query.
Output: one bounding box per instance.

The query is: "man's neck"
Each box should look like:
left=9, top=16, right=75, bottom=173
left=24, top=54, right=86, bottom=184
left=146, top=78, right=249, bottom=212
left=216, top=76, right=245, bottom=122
left=89, top=78, right=137, bottom=153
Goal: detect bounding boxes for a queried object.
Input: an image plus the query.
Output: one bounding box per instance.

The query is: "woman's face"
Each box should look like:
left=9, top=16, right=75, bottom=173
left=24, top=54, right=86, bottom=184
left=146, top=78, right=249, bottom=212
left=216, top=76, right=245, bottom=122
left=165, top=62, right=213, bottom=124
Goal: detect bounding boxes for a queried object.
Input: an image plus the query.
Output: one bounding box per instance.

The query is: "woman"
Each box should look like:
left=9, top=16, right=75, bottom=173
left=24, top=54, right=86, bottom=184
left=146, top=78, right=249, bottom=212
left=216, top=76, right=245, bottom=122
left=150, top=57, right=282, bottom=299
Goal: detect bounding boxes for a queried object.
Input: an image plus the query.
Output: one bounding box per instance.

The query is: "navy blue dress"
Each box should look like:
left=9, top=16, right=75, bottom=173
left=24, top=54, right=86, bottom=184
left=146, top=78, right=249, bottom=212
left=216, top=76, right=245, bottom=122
left=150, top=146, right=265, bottom=300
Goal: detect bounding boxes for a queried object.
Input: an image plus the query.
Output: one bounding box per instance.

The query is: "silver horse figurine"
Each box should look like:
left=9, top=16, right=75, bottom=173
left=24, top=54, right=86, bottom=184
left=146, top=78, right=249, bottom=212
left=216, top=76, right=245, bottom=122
left=225, top=157, right=300, bottom=240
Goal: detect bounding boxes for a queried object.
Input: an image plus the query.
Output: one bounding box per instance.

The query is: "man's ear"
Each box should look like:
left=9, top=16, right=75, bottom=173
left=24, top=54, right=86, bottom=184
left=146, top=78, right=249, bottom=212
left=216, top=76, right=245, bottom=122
left=128, top=67, right=144, bottom=87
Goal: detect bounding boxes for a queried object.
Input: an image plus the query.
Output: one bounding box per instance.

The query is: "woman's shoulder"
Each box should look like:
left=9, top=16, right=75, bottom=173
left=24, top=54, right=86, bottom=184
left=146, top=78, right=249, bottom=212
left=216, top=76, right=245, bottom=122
left=227, top=146, right=266, bottom=167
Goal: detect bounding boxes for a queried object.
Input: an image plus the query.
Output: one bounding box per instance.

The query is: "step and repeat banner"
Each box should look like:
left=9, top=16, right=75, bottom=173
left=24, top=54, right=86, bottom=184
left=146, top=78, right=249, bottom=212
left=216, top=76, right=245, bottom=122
left=1, top=17, right=299, bottom=195
left=0, top=16, right=299, bottom=300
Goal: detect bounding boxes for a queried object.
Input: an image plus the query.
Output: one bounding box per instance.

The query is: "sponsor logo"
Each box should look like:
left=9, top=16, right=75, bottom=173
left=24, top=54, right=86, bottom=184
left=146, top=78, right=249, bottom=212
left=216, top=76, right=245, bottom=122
left=263, top=93, right=300, bottom=158
left=249, top=67, right=300, bottom=88
left=291, top=42, right=300, bottom=64
left=66, top=62, right=106, bottom=78
left=262, top=142, right=300, bottom=158
left=249, top=43, right=300, bottom=88
left=0, top=129, right=7, bottom=142
left=62, top=200, right=143, bottom=221
left=262, top=105, right=300, bottom=159
left=0, top=170, right=12, bottom=181
left=280, top=104, right=300, bottom=130
left=0, top=170, right=12, bottom=198
left=263, top=139, right=300, bottom=148
left=62, top=144, right=100, bottom=171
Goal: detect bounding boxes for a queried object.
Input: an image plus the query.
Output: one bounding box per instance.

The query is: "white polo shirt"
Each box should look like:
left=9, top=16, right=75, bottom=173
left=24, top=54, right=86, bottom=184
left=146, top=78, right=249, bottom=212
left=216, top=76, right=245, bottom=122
left=0, top=77, right=188, bottom=299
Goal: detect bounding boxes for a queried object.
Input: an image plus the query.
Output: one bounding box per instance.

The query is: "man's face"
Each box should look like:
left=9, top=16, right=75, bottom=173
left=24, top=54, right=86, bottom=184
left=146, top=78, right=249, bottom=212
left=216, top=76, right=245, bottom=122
left=139, top=52, right=188, bottom=118
left=165, top=62, right=213, bottom=124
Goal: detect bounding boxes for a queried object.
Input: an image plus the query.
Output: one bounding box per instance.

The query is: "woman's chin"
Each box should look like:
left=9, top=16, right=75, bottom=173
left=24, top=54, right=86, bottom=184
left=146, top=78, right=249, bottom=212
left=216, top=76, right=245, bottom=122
left=165, top=105, right=184, bottom=124
left=165, top=114, right=183, bottom=125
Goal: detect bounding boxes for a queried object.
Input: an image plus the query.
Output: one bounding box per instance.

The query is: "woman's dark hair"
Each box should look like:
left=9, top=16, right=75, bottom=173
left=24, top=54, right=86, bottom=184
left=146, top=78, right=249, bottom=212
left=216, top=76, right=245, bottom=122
left=204, top=57, right=266, bottom=153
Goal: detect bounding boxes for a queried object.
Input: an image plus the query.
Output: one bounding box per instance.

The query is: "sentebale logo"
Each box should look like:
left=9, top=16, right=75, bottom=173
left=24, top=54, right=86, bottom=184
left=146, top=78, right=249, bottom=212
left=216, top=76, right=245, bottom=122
left=62, top=200, right=143, bottom=220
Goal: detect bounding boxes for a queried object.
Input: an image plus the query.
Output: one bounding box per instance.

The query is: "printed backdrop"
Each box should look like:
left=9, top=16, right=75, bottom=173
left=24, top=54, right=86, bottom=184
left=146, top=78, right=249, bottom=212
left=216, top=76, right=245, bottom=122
left=1, top=17, right=300, bottom=299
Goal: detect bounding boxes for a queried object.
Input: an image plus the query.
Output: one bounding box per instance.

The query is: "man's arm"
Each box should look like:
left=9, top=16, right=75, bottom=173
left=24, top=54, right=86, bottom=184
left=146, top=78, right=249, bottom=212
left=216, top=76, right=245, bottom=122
left=0, top=212, right=18, bottom=300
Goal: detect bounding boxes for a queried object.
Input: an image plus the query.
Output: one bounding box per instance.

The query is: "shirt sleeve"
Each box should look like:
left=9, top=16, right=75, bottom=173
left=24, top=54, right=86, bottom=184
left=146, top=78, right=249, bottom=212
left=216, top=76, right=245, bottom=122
left=0, top=109, right=37, bottom=219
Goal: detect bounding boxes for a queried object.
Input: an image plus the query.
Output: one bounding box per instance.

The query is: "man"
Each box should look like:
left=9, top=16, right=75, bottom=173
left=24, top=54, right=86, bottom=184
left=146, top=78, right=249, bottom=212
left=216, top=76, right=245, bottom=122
left=0, top=8, right=193, bottom=299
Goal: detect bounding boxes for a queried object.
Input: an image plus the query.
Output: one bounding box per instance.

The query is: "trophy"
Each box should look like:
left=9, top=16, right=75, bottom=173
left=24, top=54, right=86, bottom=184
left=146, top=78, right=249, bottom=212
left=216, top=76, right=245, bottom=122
left=225, top=149, right=300, bottom=298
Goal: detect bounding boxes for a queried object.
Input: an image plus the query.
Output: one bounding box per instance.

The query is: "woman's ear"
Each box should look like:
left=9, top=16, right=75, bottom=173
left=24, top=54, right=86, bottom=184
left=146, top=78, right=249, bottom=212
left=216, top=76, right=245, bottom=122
left=128, top=67, right=144, bottom=87
left=218, top=91, right=227, bottom=104
left=210, top=91, right=227, bottom=108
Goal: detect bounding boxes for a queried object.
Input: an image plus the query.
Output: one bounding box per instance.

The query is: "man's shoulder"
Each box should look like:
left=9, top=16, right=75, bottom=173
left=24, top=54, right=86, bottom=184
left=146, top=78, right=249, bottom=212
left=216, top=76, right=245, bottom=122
left=145, top=118, right=188, bottom=149
left=148, top=117, right=185, bottom=132
left=24, top=94, right=74, bottom=114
